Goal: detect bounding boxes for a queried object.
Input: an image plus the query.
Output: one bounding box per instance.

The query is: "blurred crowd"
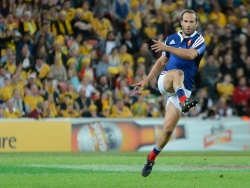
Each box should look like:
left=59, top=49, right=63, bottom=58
left=0, top=0, right=250, bottom=119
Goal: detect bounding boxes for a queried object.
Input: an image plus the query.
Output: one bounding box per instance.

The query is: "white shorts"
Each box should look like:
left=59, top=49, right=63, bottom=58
left=158, top=74, right=192, bottom=112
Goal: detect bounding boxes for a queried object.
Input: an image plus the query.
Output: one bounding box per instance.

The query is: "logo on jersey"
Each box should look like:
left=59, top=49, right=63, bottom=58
left=169, top=40, right=175, bottom=45
left=187, top=39, right=192, bottom=46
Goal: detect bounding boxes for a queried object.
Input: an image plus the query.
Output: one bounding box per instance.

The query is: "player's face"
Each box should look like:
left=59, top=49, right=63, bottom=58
left=181, top=13, right=198, bottom=36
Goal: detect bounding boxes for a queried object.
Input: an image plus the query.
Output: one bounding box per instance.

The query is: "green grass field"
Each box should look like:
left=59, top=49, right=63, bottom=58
left=0, top=152, right=250, bottom=188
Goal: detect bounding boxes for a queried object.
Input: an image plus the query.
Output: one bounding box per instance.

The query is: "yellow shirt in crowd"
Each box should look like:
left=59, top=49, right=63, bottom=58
left=110, top=105, right=133, bottom=118
left=118, top=53, right=134, bottom=67
left=61, top=109, right=80, bottom=118
left=24, top=95, right=44, bottom=112
left=131, top=102, right=148, bottom=118
left=0, top=85, right=13, bottom=101
left=3, top=108, right=22, bottom=118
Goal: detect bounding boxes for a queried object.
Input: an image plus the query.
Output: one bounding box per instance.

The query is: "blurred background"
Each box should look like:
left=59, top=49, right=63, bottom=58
left=0, top=0, right=249, bottom=119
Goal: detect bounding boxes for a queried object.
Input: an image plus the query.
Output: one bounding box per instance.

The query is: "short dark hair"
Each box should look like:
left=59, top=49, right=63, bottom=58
left=181, top=9, right=199, bottom=22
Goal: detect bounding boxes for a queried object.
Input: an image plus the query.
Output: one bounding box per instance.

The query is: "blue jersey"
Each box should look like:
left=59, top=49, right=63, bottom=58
left=162, top=30, right=206, bottom=91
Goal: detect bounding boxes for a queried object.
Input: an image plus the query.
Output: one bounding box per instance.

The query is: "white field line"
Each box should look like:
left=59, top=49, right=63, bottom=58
left=19, top=164, right=250, bottom=172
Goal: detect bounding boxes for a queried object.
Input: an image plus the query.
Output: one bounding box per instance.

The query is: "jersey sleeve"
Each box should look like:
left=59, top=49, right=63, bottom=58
left=191, top=35, right=206, bottom=55
left=162, top=37, right=170, bottom=58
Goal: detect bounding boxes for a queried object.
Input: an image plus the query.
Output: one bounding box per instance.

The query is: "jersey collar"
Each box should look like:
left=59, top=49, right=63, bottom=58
left=177, top=30, right=197, bottom=42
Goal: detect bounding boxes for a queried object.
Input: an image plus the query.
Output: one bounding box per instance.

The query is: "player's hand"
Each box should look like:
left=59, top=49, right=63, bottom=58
left=151, top=39, right=166, bottom=52
left=131, top=79, right=148, bottom=93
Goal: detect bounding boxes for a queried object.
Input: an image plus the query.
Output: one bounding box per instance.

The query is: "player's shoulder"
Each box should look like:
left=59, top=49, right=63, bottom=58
left=167, top=32, right=179, bottom=40
left=164, top=32, right=179, bottom=44
left=191, top=32, right=205, bottom=42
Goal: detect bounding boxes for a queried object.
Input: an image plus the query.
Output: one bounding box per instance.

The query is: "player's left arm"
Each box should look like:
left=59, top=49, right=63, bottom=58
left=151, top=37, right=206, bottom=60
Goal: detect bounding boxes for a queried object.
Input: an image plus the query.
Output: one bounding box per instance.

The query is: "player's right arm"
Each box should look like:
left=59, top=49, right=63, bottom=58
left=131, top=55, right=168, bottom=90
left=145, top=55, right=168, bottom=83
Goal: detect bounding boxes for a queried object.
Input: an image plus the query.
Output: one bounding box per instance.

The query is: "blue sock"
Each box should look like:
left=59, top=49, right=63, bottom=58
left=176, top=87, right=187, bottom=103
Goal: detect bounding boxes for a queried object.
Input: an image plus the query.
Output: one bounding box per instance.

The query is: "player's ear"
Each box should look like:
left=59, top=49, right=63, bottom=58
left=196, top=20, right=200, bottom=28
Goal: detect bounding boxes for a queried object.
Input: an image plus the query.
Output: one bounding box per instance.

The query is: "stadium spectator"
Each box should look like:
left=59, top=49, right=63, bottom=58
left=61, top=100, right=80, bottom=118
left=61, top=0, right=75, bottom=22
left=195, top=5, right=208, bottom=29
left=215, top=97, right=233, bottom=117
left=29, top=101, right=43, bottom=119
left=81, top=0, right=94, bottom=23
left=48, top=40, right=68, bottom=66
left=34, top=20, right=54, bottom=51
left=93, top=0, right=113, bottom=19
left=131, top=95, right=147, bottom=117
left=147, top=98, right=160, bottom=117
left=28, top=0, right=42, bottom=15
left=108, top=47, right=122, bottom=67
left=112, top=0, right=129, bottom=33
left=24, top=84, right=44, bottom=114
left=50, top=54, right=67, bottom=82
left=10, top=73, right=25, bottom=97
left=67, top=68, right=80, bottom=90
left=194, top=90, right=213, bottom=118
left=13, top=0, right=27, bottom=19
left=11, top=88, right=25, bottom=116
left=231, top=63, right=244, bottom=85
left=47, top=93, right=58, bottom=117
left=96, top=30, right=119, bottom=56
left=77, top=74, right=96, bottom=98
left=5, top=12, right=18, bottom=31
left=232, top=76, right=250, bottom=116
left=78, top=58, right=94, bottom=81
left=74, top=87, right=91, bottom=117
left=133, top=42, right=154, bottom=74
left=19, top=11, right=37, bottom=36
left=16, top=44, right=35, bottom=73
left=200, top=55, right=221, bottom=101
left=120, top=30, right=138, bottom=55
left=0, top=65, right=10, bottom=88
left=209, top=3, right=227, bottom=28
left=216, top=74, right=235, bottom=102
left=96, top=74, right=111, bottom=95
left=0, top=0, right=12, bottom=18
left=41, top=100, right=55, bottom=118
left=78, top=38, right=93, bottom=57
left=5, top=54, right=16, bottom=74
left=220, top=54, right=237, bottom=78
left=60, top=82, right=78, bottom=102
left=1, top=47, right=14, bottom=66
left=71, top=7, right=92, bottom=38
left=82, top=104, right=100, bottom=118
left=110, top=98, right=133, bottom=118
left=16, top=31, right=35, bottom=56
left=95, top=53, right=111, bottom=78
left=134, top=61, right=147, bottom=80
left=93, top=16, right=113, bottom=40
left=114, top=77, right=130, bottom=99
left=3, top=99, right=22, bottom=118
left=125, top=1, right=142, bottom=36
left=51, top=10, right=73, bottom=37
left=0, top=77, right=12, bottom=102
left=118, top=44, right=134, bottom=67
left=99, top=104, right=111, bottom=117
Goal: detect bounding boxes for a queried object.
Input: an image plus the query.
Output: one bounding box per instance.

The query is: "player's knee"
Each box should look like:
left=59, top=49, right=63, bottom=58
left=162, top=127, right=174, bottom=138
left=175, top=70, right=184, bottom=78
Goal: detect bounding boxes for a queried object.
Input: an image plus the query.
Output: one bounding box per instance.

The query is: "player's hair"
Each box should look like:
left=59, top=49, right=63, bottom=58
left=180, top=9, right=199, bottom=22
